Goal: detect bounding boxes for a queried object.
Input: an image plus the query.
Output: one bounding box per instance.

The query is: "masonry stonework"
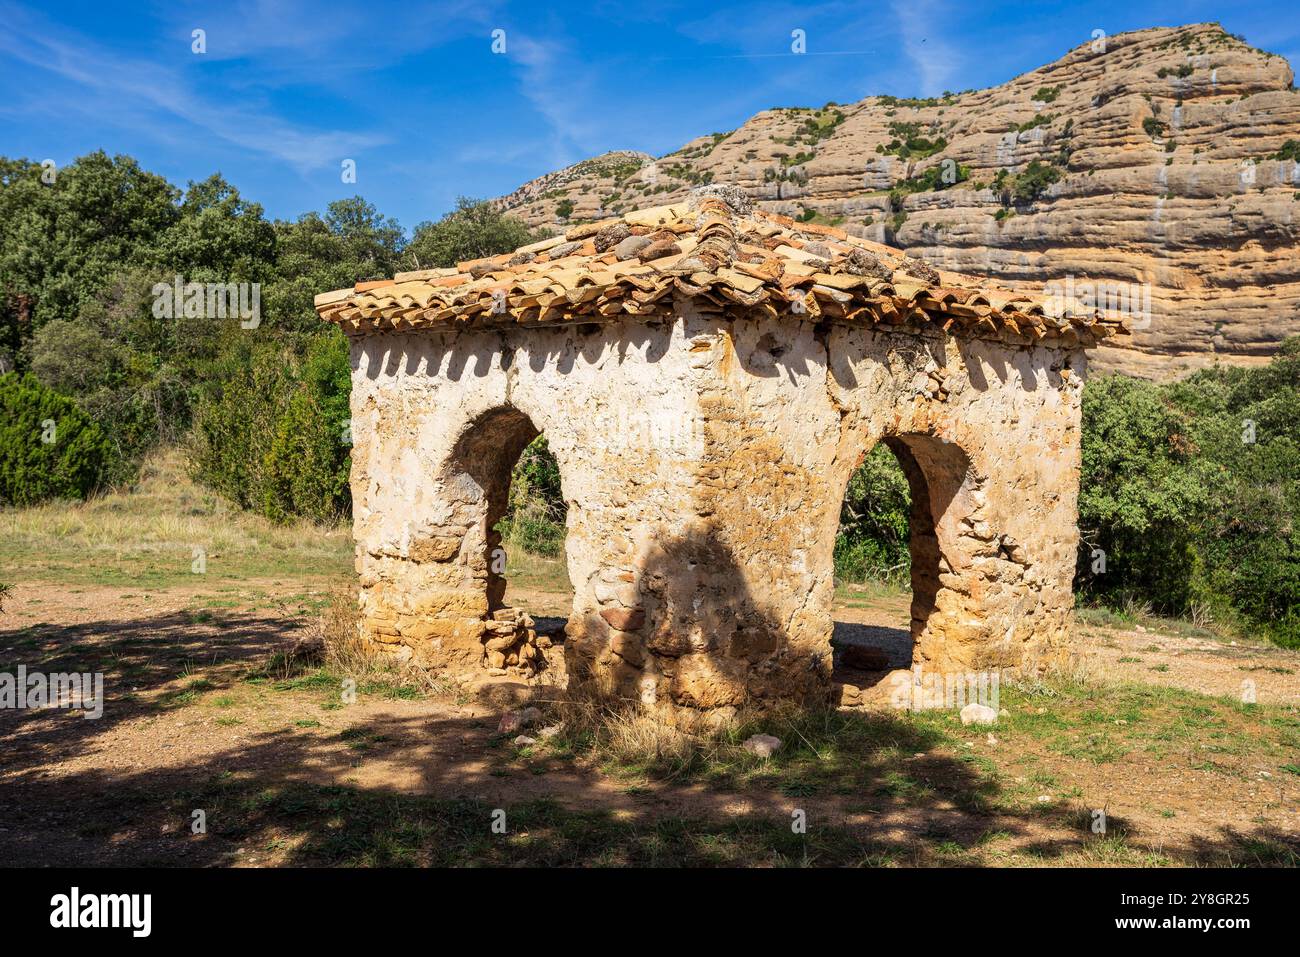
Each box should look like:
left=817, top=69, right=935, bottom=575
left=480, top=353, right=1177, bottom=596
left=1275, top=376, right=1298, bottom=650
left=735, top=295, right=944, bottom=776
left=320, top=193, right=1116, bottom=717
left=346, top=306, right=1086, bottom=715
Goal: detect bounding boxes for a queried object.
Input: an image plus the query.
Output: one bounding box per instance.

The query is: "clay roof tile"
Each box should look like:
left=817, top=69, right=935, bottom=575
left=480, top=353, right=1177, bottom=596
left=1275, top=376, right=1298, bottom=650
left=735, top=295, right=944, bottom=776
left=317, top=195, right=1121, bottom=347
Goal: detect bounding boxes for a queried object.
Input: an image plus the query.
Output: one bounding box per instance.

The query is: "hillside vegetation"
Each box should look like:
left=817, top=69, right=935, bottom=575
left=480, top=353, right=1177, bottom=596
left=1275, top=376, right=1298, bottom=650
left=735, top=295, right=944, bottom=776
left=1, top=150, right=1296, bottom=648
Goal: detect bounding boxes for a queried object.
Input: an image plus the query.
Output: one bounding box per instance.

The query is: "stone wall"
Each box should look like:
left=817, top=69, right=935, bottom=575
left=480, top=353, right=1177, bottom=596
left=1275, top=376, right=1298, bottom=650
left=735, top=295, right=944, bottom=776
left=345, top=302, right=1087, bottom=715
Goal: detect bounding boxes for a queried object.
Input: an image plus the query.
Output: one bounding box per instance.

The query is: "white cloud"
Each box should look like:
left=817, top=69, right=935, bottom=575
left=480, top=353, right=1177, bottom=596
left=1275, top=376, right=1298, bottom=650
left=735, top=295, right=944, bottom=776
left=890, top=0, right=962, bottom=97
left=0, top=4, right=387, bottom=172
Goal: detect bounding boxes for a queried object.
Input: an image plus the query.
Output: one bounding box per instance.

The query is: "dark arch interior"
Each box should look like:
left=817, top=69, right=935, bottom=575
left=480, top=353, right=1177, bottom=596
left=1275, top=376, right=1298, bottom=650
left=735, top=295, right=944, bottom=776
left=448, top=405, right=573, bottom=668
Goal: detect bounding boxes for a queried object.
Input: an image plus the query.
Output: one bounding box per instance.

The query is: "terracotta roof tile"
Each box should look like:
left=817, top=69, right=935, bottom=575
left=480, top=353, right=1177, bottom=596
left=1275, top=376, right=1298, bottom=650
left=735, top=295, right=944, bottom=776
left=314, top=192, right=1126, bottom=347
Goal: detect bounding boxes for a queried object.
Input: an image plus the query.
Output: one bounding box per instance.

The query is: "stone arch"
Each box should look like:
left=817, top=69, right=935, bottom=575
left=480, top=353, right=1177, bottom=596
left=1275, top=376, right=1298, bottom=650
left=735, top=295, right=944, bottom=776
left=829, top=427, right=975, bottom=680
left=432, top=402, right=574, bottom=675
left=879, top=432, right=973, bottom=667
left=441, top=404, right=542, bottom=611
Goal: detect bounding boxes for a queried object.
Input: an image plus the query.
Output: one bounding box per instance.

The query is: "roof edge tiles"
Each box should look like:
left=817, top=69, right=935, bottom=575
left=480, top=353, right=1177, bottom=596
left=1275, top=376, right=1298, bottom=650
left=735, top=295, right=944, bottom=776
left=315, top=190, right=1127, bottom=349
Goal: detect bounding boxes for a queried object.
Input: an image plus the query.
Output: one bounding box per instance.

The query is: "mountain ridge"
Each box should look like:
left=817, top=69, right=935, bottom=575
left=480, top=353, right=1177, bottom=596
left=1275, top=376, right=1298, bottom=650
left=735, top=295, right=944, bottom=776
left=491, top=22, right=1300, bottom=378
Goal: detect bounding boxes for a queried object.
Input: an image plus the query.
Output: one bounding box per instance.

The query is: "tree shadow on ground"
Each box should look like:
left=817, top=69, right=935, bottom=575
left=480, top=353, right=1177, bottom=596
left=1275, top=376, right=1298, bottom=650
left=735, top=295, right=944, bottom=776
left=1, top=678, right=1296, bottom=866
left=0, top=607, right=312, bottom=771
left=2, top=609, right=1296, bottom=868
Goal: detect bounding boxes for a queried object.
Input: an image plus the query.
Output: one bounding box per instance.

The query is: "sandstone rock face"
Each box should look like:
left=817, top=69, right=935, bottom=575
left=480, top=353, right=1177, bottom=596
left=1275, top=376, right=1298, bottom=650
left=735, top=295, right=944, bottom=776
left=492, top=24, right=1300, bottom=380
left=345, top=306, right=1086, bottom=716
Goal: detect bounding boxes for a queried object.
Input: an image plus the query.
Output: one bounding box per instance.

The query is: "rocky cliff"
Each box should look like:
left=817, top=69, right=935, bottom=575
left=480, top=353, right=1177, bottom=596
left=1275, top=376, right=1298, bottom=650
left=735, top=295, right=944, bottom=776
left=492, top=23, right=1300, bottom=378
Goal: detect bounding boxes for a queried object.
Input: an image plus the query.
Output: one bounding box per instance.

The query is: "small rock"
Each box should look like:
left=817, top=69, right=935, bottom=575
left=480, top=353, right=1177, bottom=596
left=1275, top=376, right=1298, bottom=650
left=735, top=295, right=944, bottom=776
left=1037, top=795, right=1052, bottom=803
left=986, top=733, right=998, bottom=746
left=497, top=711, right=523, bottom=734
left=613, top=235, right=652, bottom=260
left=742, top=733, right=783, bottom=758
left=593, top=222, right=631, bottom=253
left=538, top=725, right=562, bottom=740
left=897, top=256, right=940, bottom=284
left=513, top=735, right=537, bottom=747
left=843, top=247, right=894, bottom=280
left=688, top=183, right=753, bottom=215
left=960, top=703, right=999, bottom=726
left=998, top=708, right=1009, bottom=717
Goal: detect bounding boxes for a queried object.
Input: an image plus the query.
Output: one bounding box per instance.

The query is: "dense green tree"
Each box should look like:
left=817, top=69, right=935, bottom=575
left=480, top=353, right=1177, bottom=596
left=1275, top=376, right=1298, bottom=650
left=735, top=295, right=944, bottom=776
left=157, top=174, right=276, bottom=281
left=405, top=197, right=543, bottom=269
left=834, top=444, right=912, bottom=583
left=0, top=373, right=111, bottom=505
left=0, top=152, right=180, bottom=361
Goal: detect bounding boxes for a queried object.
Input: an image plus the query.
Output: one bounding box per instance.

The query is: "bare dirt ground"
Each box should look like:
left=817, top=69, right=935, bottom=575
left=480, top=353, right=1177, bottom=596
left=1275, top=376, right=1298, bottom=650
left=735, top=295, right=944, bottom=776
left=1, top=575, right=1296, bottom=867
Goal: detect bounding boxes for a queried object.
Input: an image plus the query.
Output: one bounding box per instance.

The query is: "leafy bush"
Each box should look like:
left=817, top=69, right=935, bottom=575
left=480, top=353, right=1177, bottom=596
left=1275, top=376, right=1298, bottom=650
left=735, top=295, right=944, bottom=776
left=498, top=436, right=566, bottom=555
left=876, top=122, right=947, bottom=160
left=406, top=197, right=543, bottom=269
left=1076, top=374, right=1210, bottom=613
left=1010, top=160, right=1063, bottom=203
left=1079, top=342, right=1300, bottom=647
left=835, top=445, right=912, bottom=584
left=189, top=331, right=351, bottom=523
left=0, top=373, right=111, bottom=505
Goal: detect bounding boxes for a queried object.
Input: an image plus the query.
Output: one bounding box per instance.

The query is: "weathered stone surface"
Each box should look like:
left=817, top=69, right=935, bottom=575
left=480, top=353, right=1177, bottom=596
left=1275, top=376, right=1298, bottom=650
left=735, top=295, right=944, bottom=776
left=599, top=607, right=646, bottom=632
left=344, top=297, right=1087, bottom=714
left=409, top=535, right=461, bottom=563
left=492, top=23, right=1300, bottom=379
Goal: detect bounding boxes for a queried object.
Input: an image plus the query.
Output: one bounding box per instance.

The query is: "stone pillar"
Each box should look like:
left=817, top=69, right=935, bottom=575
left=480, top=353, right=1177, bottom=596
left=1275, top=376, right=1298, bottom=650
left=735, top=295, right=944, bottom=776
left=562, top=309, right=845, bottom=716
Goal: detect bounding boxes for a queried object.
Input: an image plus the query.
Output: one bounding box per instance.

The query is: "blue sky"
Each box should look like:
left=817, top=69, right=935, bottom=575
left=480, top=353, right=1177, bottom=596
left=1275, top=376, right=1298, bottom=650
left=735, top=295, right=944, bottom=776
left=1, top=0, right=1296, bottom=230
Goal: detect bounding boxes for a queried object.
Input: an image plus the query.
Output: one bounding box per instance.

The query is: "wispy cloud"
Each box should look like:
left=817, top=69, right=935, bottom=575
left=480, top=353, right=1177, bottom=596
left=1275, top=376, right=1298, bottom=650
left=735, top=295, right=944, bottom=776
left=504, top=31, right=613, bottom=169
left=0, top=3, right=388, bottom=172
left=890, top=0, right=962, bottom=97
left=155, top=0, right=498, bottom=81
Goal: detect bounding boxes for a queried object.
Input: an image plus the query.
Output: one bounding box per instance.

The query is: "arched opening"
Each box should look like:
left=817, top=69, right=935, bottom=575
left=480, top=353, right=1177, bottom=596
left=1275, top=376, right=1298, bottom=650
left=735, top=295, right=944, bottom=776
left=831, top=433, right=970, bottom=685
left=493, top=434, right=571, bottom=661
left=444, top=405, right=571, bottom=675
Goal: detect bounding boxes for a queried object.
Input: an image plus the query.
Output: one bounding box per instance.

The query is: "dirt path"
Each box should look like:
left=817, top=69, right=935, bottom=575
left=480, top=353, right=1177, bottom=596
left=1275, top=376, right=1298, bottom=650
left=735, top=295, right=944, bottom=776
left=1, top=580, right=1296, bottom=866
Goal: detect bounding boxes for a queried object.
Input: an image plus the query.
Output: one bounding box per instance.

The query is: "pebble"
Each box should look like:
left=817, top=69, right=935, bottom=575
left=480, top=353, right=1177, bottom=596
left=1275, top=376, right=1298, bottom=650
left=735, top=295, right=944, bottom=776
left=742, top=734, right=782, bottom=758
left=960, top=703, right=998, bottom=725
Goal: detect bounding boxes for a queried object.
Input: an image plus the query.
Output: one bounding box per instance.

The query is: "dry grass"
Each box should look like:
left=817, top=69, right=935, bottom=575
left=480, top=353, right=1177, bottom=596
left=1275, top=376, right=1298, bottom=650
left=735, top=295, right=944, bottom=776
left=0, top=448, right=352, bottom=587
left=539, top=682, right=740, bottom=779
left=535, top=682, right=839, bottom=782
left=303, top=583, right=452, bottom=698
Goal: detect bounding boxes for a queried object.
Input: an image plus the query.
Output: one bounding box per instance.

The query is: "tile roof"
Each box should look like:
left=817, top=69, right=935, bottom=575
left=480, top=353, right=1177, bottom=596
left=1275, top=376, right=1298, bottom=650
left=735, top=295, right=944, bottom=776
left=314, top=189, right=1126, bottom=348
